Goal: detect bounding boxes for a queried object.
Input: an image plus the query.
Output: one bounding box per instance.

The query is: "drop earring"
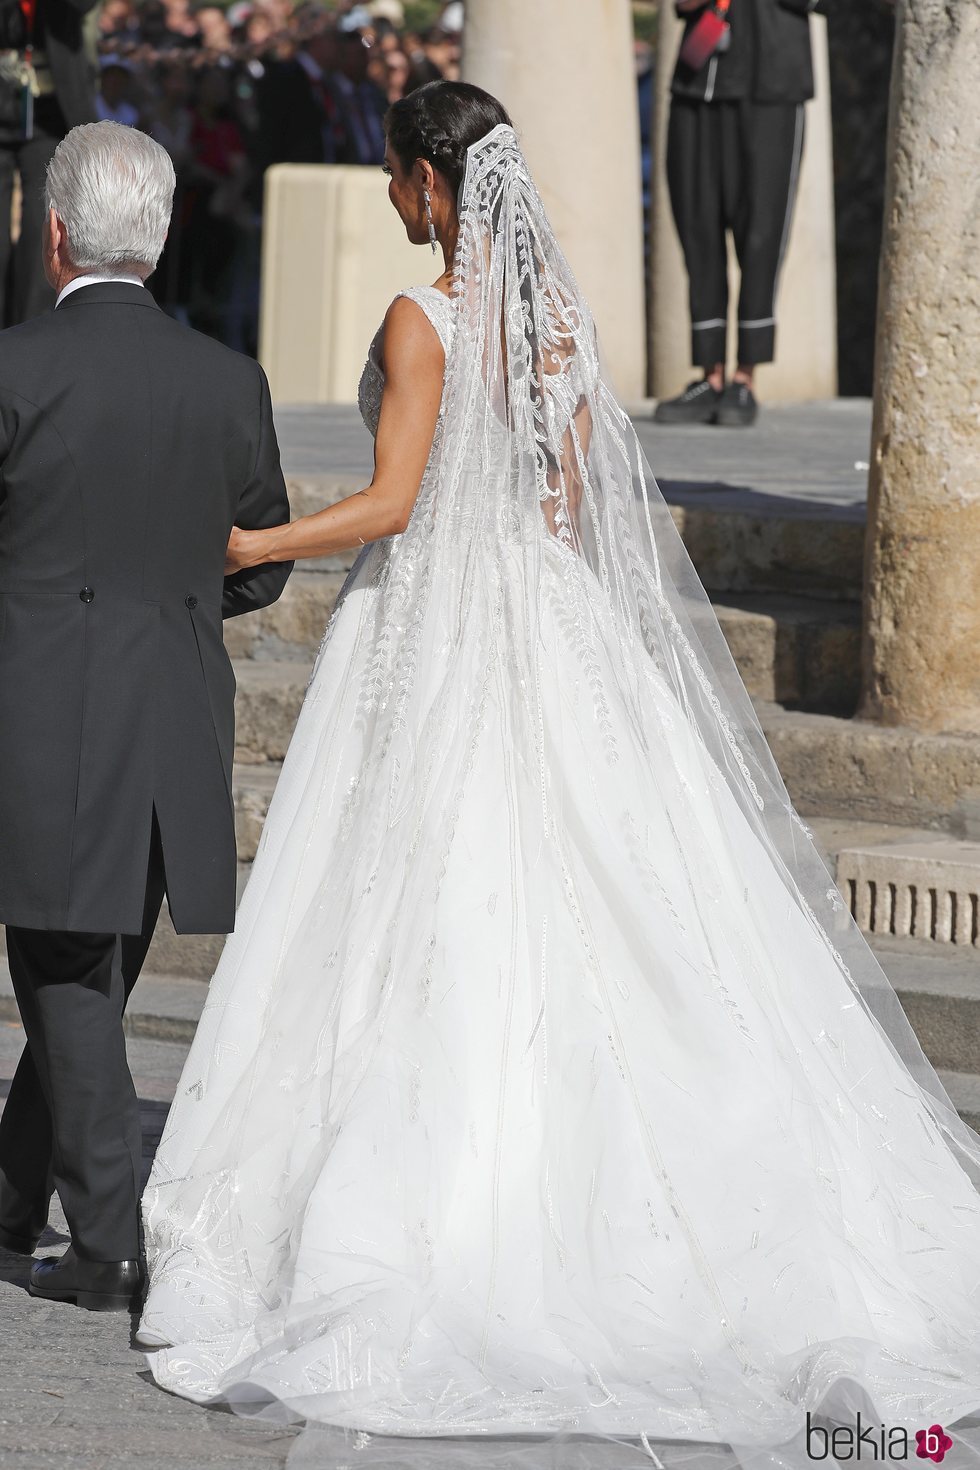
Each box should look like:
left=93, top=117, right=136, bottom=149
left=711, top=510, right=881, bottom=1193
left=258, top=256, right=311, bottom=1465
left=423, top=187, right=438, bottom=255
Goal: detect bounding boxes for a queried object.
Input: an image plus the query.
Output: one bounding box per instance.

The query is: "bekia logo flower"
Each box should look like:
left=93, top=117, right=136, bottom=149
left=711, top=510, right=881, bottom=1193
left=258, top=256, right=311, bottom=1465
left=915, top=1425, right=953, bottom=1463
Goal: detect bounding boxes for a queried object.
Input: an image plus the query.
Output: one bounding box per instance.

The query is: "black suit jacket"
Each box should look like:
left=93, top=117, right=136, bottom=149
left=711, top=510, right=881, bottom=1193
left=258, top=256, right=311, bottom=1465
left=0, top=281, right=293, bottom=935
left=45, top=0, right=100, bottom=130
left=255, top=58, right=328, bottom=170
left=671, top=0, right=827, bottom=104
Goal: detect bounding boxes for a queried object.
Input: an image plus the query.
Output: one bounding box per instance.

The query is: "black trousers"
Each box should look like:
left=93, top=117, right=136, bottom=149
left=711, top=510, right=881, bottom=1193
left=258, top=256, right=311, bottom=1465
left=0, top=95, right=67, bottom=328
left=666, top=95, right=805, bottom=370
left=0, top=811, right=167, bottom=1261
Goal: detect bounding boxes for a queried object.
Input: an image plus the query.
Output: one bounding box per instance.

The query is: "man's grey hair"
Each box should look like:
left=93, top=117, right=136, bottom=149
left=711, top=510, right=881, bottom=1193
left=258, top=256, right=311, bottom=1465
left=45, top=121, right=176, bottom=274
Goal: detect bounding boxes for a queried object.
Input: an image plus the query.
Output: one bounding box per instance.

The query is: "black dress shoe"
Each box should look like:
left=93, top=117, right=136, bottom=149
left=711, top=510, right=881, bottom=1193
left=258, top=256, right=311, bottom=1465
left=29, top=1245, right=143, bottom=1312
left=653, top=377, right=722, bottom=425
left=715, top=380, right=758, bottom=426
left=0, top=1222, right=40, bottom=1255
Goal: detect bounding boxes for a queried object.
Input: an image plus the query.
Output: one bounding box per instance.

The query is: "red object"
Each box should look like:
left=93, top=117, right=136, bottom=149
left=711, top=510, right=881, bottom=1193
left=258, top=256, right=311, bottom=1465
left=679, top=0, right=731, bottom=72
left=19, top=0, right=35, bottom=41
left=190, top=114, right=245, bottom=176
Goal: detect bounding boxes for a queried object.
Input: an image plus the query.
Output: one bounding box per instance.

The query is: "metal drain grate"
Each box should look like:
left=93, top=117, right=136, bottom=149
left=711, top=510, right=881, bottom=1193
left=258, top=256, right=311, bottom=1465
left=835, top=842, right=980, bottom=947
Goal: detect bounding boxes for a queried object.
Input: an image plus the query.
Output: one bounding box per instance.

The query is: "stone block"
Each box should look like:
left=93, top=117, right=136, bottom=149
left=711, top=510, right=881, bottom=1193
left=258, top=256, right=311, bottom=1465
left=259, top=164, right=438, bottom=405
left=836, top=838, right=980, bottom=946
left=233, top=662, right=308, bottom=763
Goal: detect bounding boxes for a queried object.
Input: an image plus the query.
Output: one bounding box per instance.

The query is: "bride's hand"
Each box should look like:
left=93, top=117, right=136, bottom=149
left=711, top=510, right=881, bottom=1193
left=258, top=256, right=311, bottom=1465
left=225, top=525, right=263, bottom=574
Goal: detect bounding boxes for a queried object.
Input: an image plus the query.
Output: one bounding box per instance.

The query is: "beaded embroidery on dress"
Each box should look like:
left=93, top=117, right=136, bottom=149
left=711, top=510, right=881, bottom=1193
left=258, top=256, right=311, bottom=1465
left=139, top=126, right=980, bottom=1470
left=357, top=285, right=456, bottom=439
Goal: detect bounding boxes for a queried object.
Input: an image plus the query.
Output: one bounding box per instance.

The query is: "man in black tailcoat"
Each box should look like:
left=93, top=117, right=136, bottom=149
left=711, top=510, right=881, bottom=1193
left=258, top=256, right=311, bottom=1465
left=0, top=119, right=293, bottom=1310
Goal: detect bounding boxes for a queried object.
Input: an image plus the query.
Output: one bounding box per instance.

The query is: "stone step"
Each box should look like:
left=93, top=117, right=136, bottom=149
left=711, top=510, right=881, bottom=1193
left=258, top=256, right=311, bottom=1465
left=0, top=966, right=208, bottom=1047
left=233, top=660, right=308, bottom=763
left=757, top=702, right=980, bottom=834
left=233, top=758, right=281, bottom=861
left=666, top=494, right=864, bottom=602
left=283, top=468, right=867, bottom=604
left=3, top=944, right=975, bottom=1114
left=229, top=667, right=980, bottom=838
left=227, top=565, right=863, bottom=717
left=223, top=568, right=349, bottom=661
left=713, top=594, right=860, bottom=714
left=939, top=1071, right=980, bottom=1133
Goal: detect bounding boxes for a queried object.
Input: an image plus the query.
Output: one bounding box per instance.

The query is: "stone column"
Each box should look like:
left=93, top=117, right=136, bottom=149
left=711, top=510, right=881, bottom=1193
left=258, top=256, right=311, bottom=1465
left=859, top=0, right=980, bottom=734
left=648, top=5, right=837, bottom=402
left=463, top=0, right=646, bottom=402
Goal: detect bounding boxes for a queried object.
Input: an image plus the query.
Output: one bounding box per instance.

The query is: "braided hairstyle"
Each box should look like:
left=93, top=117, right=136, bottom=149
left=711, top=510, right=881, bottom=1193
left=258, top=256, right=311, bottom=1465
left=384, top=80, right=513, bottom=198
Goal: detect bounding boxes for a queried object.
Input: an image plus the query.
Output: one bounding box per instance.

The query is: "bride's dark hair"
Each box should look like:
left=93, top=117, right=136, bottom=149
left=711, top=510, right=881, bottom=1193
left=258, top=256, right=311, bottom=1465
left=385, top=80, right=513, bottom=197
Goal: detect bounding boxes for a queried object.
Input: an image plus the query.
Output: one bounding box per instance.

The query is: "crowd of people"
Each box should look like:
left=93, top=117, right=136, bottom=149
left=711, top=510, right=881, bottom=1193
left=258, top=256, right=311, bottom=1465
left=94, top=0, right=462, bottom=351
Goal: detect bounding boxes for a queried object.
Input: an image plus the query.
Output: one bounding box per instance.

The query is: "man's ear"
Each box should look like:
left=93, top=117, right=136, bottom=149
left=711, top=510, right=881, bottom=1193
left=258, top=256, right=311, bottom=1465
left=46, top=206, right=65, bottom=260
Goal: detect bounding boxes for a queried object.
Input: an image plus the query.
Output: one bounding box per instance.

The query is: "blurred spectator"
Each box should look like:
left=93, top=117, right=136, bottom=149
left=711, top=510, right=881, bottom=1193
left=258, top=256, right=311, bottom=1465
left=131, top=0, right=196, bottom=52
left=163, top=0, right=201, bottom=43
left=371, top=13, right=402, bottom=51
left=149, top=56, right=193, bottom=166
left=183, top=64, right=251, bottom=339
left=85, top=0, right=457, bottom=350
left=421, top=25, right=458, bottom=82
left=402, top=30, right=441, bottom=87
left=194, top=1, right=233, bottom=54
left=368, top=0, right=403, bottom=23
left=96, top=55, right=142, bottom=125
left=0, top=0, right=99, bottom=325
left=255, top=22, right=340, bottom=166
left=382, top=46, right=409, bottom=103
left=636, top=39, right=652, bottom=224
left=99, top=0, right=140, bottom=43
left=147, top=60, right=193, bottom=312
left=331, top=27, right=385, bottom=163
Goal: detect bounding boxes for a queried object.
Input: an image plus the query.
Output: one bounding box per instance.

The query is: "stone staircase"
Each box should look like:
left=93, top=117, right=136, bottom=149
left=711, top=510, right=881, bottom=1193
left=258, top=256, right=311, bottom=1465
left=1, top=471, right=977, bottom=1127
left=173, top=478, right=975, bottom=1053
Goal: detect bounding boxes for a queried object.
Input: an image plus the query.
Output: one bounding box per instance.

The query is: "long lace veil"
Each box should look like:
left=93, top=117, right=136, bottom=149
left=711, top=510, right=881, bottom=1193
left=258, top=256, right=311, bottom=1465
left=142, top=122, right=980, bottom=1470
left=284, top=119, right=980, bottom=1469
left=426, top=122, right=980, bottom=1183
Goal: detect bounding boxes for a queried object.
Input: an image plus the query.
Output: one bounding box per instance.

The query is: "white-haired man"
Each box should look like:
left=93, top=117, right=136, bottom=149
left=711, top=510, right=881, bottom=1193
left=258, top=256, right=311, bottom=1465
left=0, top=120, right=293, bottom=1310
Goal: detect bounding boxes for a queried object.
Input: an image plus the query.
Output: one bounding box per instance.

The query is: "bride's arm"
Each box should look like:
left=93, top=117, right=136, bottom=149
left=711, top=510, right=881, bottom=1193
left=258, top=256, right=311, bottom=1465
left=226, top=298, right=445, bottom=570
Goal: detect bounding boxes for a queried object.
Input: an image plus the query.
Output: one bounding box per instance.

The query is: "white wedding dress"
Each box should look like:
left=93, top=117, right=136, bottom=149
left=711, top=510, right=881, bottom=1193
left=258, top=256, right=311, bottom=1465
left=139, top=129, right=980, bottom=1470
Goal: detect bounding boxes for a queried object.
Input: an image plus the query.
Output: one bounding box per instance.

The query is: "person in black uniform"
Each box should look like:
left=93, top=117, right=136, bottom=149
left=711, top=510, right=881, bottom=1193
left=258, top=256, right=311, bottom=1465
left=655, top=0, right=827, bottom=427
left=0, top=0, right=98, bottom=325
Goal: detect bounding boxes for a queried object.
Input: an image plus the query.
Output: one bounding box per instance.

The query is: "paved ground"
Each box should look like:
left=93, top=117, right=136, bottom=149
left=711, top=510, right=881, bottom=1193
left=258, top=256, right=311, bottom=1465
left=1, top=925, right=977, bottom=1468
left=0, top=1023, right=303, bottom=1469
left=274, top=399, right=873, bottom=519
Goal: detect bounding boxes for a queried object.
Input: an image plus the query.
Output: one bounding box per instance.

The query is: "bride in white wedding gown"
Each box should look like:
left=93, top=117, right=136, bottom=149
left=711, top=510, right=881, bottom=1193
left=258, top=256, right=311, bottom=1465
left=139, top=82, right=980, bottom=1470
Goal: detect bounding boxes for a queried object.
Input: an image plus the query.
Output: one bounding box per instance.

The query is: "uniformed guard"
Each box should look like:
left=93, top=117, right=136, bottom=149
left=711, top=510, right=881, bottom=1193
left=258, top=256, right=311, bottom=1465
left=655, top=0, right=828, bottom=427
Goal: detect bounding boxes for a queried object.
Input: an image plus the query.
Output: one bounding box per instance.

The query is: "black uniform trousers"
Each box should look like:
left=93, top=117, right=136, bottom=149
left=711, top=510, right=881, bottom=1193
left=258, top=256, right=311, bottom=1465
left=666, top=95, right=805, bottom=370
left=0, top=809, right=167, bottom=1261
left=0, top=95, right=66, bottom=328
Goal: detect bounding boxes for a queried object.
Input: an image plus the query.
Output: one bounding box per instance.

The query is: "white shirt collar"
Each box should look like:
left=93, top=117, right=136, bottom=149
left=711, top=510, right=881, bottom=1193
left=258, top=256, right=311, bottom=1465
left=55, top=273, right=146, bottom=308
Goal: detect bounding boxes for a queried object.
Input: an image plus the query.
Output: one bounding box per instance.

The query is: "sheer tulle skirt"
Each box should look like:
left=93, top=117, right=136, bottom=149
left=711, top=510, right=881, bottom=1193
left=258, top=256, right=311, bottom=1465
left=139, top=535, right=980, bottom=1467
